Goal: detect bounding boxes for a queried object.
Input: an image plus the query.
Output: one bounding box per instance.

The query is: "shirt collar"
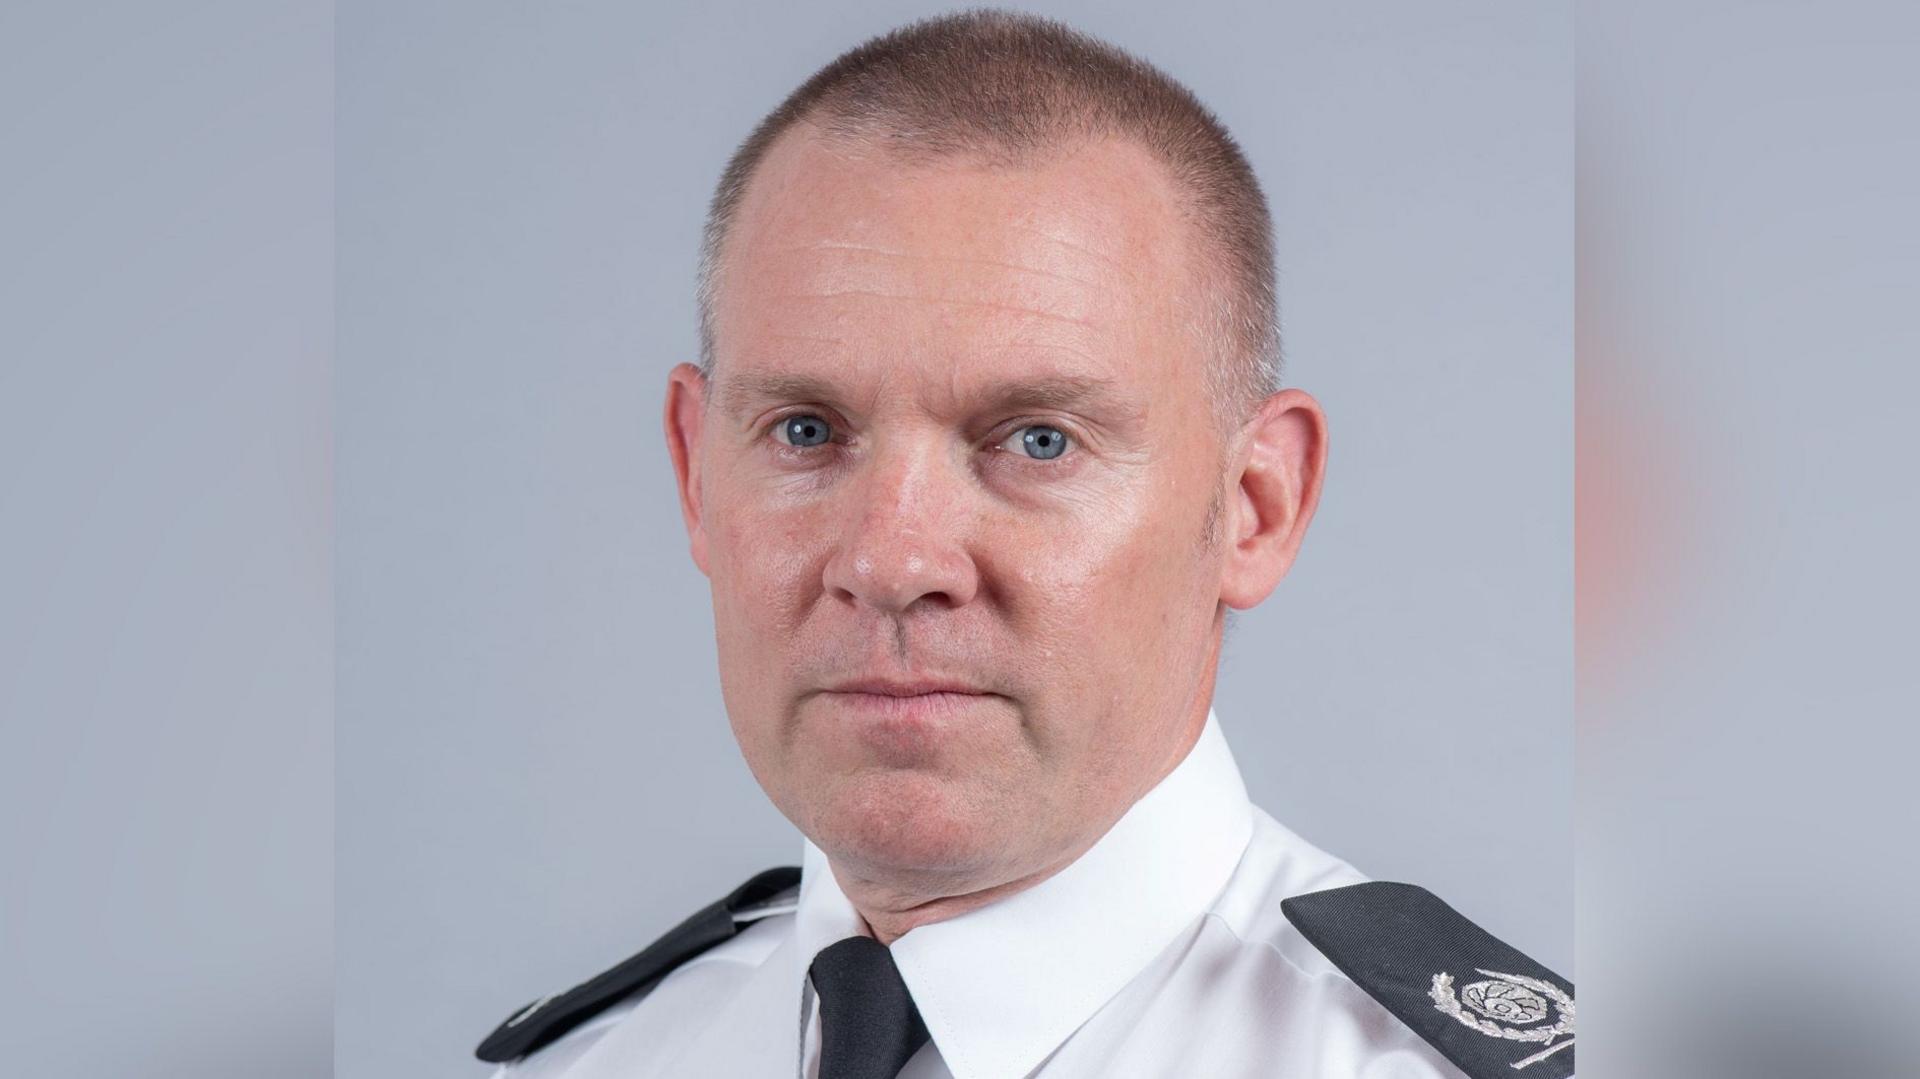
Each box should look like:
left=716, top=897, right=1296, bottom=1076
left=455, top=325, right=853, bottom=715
left=791, top=705, right=1255, bottom=1079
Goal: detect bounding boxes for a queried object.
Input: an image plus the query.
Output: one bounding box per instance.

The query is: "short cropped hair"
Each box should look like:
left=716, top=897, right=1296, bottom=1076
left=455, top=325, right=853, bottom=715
left=695, top=8, right=1283, bottom=430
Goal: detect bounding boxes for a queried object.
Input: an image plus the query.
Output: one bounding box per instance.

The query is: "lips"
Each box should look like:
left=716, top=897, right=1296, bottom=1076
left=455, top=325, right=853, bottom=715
left=824, top=678, right=989, bottom=697
left=821, top=687, right=996, bottom=737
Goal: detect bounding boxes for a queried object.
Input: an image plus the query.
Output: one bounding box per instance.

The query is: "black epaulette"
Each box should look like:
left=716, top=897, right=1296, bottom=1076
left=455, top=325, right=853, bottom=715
left=1281, top=882, right=1574, bottom=1079
left=475, top=865, right=801, bottom=1065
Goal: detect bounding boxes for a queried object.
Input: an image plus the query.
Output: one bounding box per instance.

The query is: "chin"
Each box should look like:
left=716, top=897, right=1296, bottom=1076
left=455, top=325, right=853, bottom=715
left=815, top=771, right=993, bottom=875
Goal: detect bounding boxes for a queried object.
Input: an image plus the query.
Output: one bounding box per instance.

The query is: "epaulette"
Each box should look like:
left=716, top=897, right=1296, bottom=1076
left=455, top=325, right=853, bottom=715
left=475, top=865, right=801, bottom=1065
left=1281, top=881, right=1574, bottom=1079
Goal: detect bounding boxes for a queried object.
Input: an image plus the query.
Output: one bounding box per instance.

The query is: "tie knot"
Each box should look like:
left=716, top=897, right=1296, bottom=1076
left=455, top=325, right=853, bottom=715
left=809, top=935, right=931, bottom=1079
left=810, top=934, right=903, bottom=995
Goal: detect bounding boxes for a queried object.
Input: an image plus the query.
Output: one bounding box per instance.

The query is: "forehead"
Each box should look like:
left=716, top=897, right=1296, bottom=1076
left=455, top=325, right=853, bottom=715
left=711, top=127, right=1203, bottom=399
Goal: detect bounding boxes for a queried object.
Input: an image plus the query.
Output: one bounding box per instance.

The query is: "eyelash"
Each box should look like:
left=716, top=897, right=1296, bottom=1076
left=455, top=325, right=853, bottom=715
left=762, top=412, right=1077, bottom=466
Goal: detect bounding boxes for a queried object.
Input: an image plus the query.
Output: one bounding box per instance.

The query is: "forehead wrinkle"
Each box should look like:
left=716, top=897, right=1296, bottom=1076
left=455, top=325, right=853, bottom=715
left=773, top=240, right=1110, bottom=293
left=767, top=288, right=1101, bottom=331
left=1002, top=220, right=1147, bottom=289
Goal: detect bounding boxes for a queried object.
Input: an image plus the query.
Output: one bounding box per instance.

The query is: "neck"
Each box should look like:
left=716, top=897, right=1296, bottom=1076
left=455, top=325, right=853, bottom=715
left=835, top=838, right=1098, bottom=945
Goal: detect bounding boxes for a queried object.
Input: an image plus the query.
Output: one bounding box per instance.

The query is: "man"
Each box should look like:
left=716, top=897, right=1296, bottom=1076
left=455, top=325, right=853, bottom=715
left=477, top=10, right=1570, bottom=1078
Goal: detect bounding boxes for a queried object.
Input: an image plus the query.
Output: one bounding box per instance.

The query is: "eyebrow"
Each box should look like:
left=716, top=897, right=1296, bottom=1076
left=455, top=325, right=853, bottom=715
left=714, top=369, right=1138, bottom=422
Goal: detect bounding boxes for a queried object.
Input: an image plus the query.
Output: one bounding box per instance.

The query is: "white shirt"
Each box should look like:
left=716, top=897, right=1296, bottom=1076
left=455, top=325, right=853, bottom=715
left=490, top=707, right=1465, bottom=1078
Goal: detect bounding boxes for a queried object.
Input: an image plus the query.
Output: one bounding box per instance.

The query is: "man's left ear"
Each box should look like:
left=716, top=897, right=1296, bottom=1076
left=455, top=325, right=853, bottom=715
left=1219, top=388, right=1328, bottom=610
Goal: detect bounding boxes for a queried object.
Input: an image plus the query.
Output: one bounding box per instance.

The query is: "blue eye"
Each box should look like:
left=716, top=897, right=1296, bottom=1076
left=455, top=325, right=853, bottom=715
left=774, top=414, right=833, bottom=448
left=1004, top=424, right=1071, bottom=460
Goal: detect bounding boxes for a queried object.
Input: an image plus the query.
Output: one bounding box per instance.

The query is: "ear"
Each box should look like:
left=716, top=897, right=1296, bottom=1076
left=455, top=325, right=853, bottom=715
left=1219, top=388, right=1329, bottom=609
left=663, top=362, right=713, bottom=577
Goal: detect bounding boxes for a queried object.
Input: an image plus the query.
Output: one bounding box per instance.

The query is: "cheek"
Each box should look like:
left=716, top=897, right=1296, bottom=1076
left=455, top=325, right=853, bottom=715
left=990, top=500, right=1167, bottom=672
left=708, top=497, right=832, bottom=760
left=707, top=492, right=824, bottom=625
left=1010, top=482, right=1188, bottom=601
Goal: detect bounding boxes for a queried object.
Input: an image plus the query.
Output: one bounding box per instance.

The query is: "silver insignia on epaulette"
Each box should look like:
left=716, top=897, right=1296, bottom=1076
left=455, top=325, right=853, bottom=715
left=1429, top=969, right=1575, bottom=1070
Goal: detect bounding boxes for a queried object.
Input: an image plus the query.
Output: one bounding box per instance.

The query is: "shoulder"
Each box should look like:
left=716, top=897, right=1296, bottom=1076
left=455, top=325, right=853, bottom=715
left=1278, top=881, right=1575, bottom=1078
left=1205, top=809, right=1575, bottom=1079
left=475, top=866, right=800, bottom=1074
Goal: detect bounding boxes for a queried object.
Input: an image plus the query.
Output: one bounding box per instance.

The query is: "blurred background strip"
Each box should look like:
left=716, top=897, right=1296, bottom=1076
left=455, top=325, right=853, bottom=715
left=1579, top=2, right=1920, bottom=1076
left=0, top=2, right=332, bottom=1077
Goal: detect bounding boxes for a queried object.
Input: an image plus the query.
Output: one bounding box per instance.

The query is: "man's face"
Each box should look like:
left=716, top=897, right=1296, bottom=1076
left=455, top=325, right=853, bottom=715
left=672, top=131, right=1236, bottom=891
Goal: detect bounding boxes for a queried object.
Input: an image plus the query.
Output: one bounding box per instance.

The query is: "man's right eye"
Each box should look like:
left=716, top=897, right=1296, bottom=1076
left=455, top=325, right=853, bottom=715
left=771, top=413, right=834, bottom=448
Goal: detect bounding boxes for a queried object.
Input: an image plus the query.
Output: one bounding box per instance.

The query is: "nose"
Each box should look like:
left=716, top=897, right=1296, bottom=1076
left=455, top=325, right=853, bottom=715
left=821, top=437, right=980, bottom=615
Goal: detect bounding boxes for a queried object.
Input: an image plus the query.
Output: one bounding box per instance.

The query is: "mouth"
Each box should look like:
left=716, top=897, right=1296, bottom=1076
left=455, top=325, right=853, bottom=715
left=825, top=678, right=991, bottom=697
left=816, top=683, right=999, bottom=731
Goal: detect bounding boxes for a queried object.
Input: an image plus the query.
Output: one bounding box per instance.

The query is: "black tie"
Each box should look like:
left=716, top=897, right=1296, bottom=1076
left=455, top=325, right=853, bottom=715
left=809, top=935, right=932, bottom=1079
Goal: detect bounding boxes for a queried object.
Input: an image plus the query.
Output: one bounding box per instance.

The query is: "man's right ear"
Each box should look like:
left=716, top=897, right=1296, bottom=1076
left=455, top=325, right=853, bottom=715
left=663, top=362, right=712, bottom=576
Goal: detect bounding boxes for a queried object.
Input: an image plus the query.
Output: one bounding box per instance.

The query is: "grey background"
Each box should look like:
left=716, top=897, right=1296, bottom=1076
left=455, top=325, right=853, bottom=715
left=1577, top=3, right=1920, bottom=1075
left=1, top=2, right=332, bottom=1076
left=336, top=3, right=1569, bottom=1077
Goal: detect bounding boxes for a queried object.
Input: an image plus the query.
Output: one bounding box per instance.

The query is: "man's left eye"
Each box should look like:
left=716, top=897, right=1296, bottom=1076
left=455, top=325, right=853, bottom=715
left=999, top=424, right=1073, bottom=461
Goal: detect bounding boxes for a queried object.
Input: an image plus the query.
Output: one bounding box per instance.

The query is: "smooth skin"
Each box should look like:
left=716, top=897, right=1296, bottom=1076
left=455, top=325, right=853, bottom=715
left=665, top=126, right=1326, bottom=945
